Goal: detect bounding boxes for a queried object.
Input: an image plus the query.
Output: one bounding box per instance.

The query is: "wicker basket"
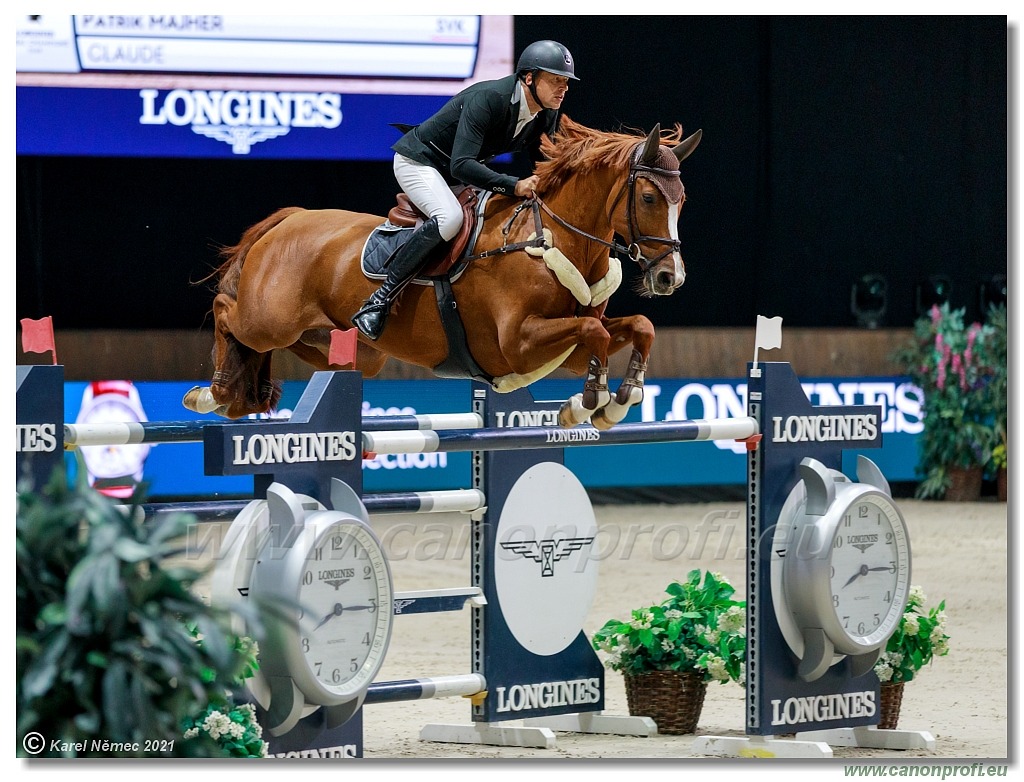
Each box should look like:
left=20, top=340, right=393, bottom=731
left=878, top=681, right=905, bottom=730
left=945, top=466, right=983, bottom=501
left=623, top=670, right=707, bottom=735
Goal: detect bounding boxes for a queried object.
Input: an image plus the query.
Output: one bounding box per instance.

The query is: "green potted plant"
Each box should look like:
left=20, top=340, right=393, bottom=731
left=892, top=303, right=998, bottom=500
left=17, top=471, right=262, bottom=757
left=873, top=585, right=951, bottom=729
left=591, top=569, right=745, bottom=734
left=982, top=302, right=1007, bottom=501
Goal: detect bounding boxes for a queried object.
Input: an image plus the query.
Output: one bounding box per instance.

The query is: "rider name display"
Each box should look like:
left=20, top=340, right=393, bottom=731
left=16, top=14, right=512, bottom=160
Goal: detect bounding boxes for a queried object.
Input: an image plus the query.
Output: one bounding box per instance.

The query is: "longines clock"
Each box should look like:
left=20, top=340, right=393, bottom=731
left=771, top=456, right=911, bottom=682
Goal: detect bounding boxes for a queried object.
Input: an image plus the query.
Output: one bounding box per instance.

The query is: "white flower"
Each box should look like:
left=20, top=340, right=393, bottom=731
left=904, top=613, right=921, bottom=636
left=704, top=654, right=730, bottom=682
left=665, top=609, right=683, bottom=621
left=909, top=585, right=926, bottom=605
left=660, top=639, right=675, bottom=652
left=704, top=628, right=721, bottom=645
left=202, top=710, right=233, bottom=740
left=183, top=727, right=199, bottom=739
left=717, top=606, right=746, bottom=633
left=874, top=661, right=894, bottom=682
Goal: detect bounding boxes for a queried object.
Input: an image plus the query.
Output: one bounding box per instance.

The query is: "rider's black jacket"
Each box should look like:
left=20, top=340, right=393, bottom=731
left=392, top=74, right=561, bottom=196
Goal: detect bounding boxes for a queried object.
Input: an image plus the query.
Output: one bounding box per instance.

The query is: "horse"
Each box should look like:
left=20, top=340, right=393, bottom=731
left=183, top=116, right=701, bottom=429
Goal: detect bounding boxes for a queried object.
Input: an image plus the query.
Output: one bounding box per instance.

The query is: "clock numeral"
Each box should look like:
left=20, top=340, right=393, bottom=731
left=312, top=547, right=323, bottom=561
left=857, top=620, right=866, bottom=634
left=362, top=632, right=371, bottom=646
left=302, top=637, right=310, bottom=653
left=833, top=595, right=840, bottom=608
left=842, top=513, right=851, bottom=528
left=886, top=531, right=895, bottom=545
left=833, top=535, right=843, bottom=549
left=363, top=564, right=374, bottom=580
left=885, top=590, right=893, bottom=603
left=330, top=535, right=346, bottom=552
left=368, top=598, right=378, bottom=614
left=331, top=667, right=342, bottom=684
left=858, top=505, right=869, bottom=518
left=887, top=560, right=896, bottom=574
left=302, top=570, right=313, bottom=585
left=350, top=657, right=360, bottom=673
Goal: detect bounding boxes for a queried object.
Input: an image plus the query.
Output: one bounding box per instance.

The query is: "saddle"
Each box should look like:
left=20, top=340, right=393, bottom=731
left=387, top=187, right=479, bottom=277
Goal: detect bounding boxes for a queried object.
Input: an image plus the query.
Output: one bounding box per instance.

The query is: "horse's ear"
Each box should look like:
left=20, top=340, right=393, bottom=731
left=672, top=129, right=703, bottom=163
left=639, top=123, right=662, bottom=164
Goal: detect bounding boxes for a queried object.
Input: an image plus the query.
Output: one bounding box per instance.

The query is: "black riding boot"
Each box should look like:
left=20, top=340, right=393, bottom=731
left=352, top=217, right=444, bottom=340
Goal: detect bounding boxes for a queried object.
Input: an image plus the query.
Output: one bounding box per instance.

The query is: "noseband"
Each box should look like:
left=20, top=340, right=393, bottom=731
left=532, top=141, right=682, bottom=273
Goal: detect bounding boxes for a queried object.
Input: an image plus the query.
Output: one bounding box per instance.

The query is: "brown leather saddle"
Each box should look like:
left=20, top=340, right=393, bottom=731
left=387, top=187, right=479, bottom=276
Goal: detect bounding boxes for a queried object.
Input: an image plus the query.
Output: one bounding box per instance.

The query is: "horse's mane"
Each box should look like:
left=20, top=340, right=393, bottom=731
left=534, top=115, right=687, bottom=192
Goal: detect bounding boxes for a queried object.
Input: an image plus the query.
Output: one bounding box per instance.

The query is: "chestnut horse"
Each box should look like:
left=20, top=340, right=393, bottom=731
left=183, top=117, right=701, bottom=429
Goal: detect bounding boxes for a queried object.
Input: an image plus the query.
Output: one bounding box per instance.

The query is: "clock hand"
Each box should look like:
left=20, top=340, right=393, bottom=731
left=842, top=570, right=863, bottom=588
left=313, top=603, right=344, bottom=630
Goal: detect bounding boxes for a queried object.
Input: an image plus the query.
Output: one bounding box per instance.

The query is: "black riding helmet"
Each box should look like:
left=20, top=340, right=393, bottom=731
left=516, top=40, right=579, bottom=81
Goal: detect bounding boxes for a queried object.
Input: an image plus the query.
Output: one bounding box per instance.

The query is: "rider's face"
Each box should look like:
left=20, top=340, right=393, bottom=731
left=528, top=71, right=570, bottom=110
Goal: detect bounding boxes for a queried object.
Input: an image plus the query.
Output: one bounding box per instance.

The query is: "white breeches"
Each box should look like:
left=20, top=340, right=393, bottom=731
left=393, top=153, right=464, bottom=241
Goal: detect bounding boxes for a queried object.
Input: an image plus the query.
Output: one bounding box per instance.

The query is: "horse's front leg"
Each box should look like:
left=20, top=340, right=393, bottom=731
left=589, top=314, right=656, bottom=430
left=499, top=313, right=611, bottom=427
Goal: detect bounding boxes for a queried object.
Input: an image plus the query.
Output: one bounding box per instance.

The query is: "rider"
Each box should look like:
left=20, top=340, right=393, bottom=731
left=351, top=40, right=578, bottom=341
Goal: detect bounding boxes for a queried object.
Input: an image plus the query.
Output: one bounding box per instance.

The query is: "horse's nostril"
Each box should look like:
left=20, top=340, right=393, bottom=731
left=657, top=271, right=675, bottom=289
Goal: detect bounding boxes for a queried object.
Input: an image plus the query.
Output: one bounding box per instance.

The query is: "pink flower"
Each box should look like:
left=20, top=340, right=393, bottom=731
left=930, top=305, right=942, bottom=327
left=937, top=338, right=951, bottom=391
left=951, top=354, right=967, bottom=390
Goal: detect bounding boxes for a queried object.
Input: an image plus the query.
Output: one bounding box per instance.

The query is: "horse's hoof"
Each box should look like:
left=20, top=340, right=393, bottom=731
left=590, top=409, right=617, bottom=431
left=558, top=394, right=592, bottom=428
left=183, top=386, right=223, bottom=415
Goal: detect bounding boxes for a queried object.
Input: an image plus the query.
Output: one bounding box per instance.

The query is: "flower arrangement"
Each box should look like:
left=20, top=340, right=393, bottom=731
left=182, top=630, right=268, bottom=758
left=183, top=701, right=267, bottom=758
left=891, top=303, right=999, bottom=498
left=591, top=569, right=746, bottom=685
left=874, top=585, right=950, bottom=685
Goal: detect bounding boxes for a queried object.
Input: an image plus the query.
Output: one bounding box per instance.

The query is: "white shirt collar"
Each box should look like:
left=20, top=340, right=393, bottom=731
left=513, top=80, right=539, bottom=136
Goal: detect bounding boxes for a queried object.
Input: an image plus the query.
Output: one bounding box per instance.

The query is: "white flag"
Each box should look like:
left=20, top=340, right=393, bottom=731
left=755, top=315, right=783, bottom=351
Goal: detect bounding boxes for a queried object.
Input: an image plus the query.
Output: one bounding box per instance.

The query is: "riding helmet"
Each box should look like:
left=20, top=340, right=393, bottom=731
left=516, top=40, right=579, bottom=80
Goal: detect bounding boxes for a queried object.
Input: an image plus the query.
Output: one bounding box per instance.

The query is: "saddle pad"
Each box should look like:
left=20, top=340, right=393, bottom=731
left=359, top=191, right=494, bottom=286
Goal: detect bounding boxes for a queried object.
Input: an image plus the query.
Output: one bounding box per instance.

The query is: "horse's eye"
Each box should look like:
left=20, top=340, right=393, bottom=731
left=642, top=193, right=655, bottom=204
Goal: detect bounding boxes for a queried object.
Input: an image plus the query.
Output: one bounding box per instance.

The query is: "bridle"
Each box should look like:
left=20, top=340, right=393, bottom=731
left=535, top=141, right=682, bottom=272
left=466, top=141, right=682, bottom=272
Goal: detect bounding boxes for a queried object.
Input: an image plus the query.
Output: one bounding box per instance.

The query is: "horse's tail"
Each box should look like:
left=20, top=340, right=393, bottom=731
left=216, top=207, right=305, bottom=298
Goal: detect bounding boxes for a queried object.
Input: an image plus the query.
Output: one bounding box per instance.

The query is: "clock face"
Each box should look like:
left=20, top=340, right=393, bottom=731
left=77, top=398, right=151, bottom=480
left=827, top=492, right=910, bottom=647
left=297, top=520, right=392, bottom=699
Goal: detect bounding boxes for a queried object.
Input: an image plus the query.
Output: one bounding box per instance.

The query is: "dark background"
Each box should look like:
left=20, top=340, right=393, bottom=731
left=16, top=15, right=1007, bottom=330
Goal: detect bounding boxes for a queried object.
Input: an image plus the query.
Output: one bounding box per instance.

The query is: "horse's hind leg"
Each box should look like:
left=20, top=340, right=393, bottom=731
left=183, top=293, right=278, bottom=418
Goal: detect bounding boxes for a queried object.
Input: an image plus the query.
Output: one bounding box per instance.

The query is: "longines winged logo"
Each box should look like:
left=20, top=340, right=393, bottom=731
left=499, top=536, right=595, bottom=577
left=393, top=599, right=417, bottom=614
left=192, top=125, right=290, bottom=155
left=324, top=577, right=351, bottom=590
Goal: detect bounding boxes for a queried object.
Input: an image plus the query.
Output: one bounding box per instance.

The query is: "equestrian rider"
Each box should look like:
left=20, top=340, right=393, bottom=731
left=351, top=40, right=578, bottom=341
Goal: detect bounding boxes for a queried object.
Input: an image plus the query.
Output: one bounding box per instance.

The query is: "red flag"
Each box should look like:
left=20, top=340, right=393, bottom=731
left=20, top=316, right=57, bottom=363
left=329, top=328, right=358, bottom=369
